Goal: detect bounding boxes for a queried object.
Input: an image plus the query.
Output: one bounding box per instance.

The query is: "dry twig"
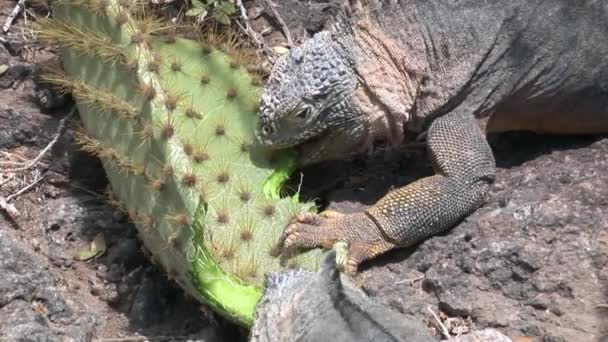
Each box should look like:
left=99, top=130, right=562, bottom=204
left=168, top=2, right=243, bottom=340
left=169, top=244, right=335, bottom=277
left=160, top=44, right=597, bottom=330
left=1, top=150, right=48, bottom=166
left=0, top=106, right=75, bottom=173
left=396, top=274, right=425, bottom=286
left=264, top=0, right=294, bottom=47
left=6, top=168, right=48, bottom=202
left=0, top=173, right=16, bottom=187
left=234, top=0, right=274, bottom=60
left=2, top=0, right=26, bottom=33
left=1, top=150, right=32, bottom=162
left=427, top=306, right=451, bottom=339
left=0, top=107, right=76, bottom=214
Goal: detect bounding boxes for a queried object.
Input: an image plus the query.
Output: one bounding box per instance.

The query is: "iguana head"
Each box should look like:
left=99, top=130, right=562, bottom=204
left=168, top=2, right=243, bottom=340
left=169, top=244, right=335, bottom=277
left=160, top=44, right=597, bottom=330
left=255, top=31, right=364, bottom=165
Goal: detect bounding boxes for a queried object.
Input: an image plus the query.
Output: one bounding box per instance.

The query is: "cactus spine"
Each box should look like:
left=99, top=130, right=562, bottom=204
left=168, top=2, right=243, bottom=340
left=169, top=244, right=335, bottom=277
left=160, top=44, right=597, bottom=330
left=36, top=0, right=325, bottom=326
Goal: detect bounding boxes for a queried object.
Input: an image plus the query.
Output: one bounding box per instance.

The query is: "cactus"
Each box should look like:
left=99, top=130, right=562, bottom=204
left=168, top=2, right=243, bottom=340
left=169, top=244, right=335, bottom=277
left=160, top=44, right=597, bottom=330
left=36, top=0, right=325, bottom=326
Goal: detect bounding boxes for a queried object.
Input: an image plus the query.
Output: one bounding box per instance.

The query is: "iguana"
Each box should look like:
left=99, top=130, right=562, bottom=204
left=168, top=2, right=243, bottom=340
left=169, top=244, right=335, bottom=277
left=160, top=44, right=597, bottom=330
left=254, top=0, right=608, bottom=273
left=249, top=245, right=435, bottom=341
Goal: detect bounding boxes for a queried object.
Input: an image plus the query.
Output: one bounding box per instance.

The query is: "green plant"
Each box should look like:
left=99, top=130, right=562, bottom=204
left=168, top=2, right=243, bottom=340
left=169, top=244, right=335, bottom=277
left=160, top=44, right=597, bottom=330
left=187, top=0, right=236, bottom=25
left=36, top=0, right=325, bottom=327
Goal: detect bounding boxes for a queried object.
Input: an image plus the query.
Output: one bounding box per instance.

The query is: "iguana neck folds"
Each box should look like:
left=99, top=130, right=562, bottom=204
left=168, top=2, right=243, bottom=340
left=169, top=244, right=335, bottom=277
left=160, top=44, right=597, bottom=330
left=347, top=18, right=427, bottom=152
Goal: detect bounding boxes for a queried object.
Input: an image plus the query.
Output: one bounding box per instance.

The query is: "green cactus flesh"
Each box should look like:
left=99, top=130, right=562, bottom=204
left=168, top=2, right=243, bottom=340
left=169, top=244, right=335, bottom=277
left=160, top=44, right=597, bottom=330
left=39, top=0, right=325, bottom=326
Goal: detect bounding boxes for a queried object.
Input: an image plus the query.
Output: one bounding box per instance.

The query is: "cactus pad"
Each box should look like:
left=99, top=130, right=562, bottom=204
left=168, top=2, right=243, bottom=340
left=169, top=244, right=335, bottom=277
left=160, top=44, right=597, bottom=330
left=37, top=0, right=325, bottom=326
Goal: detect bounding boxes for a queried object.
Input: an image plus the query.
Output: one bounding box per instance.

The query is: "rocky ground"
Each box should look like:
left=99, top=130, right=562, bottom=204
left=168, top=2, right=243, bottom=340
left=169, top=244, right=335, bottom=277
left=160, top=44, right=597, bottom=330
left=305, top=132, right=608, bottom=342
left=0, top=0, right=606, bottom=341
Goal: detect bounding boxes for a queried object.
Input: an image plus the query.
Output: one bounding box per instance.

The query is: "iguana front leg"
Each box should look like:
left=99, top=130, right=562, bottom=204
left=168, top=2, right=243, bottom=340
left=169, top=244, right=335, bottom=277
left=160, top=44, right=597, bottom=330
left=278, top=109, right=496, bottom=273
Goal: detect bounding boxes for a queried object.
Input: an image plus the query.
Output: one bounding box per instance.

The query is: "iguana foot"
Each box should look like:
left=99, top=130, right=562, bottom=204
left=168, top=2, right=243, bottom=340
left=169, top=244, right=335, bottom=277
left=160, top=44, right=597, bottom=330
left=278, top=210, right=395, bottom=273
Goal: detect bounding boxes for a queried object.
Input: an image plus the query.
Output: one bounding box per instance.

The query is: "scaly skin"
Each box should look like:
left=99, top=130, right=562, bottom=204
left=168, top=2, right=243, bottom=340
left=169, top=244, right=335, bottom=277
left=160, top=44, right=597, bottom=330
left=249, top=247, right=434, bottom=341
left=255, top=0, right=608, bottom=273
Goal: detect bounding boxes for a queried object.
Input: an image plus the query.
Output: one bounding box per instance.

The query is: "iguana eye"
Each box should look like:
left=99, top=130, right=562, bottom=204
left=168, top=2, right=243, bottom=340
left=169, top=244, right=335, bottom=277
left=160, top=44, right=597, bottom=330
left=312, top=93, right=326, bottom=101
left=296, top=108, right=311, bottom=119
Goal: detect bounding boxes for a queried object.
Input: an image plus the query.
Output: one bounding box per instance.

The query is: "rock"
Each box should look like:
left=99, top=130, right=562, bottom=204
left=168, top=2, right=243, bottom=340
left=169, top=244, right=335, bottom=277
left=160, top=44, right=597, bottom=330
left=106, top=238, right=144, bottom=269
left=248, top=0, right=347, bottom=47
left=0, top=230, right=96, bottom=340
left=449, top=329, right=513, bottom=342
left=0, top=64, right=32, bottom=89
left=0, top=109, right=56, bottom=149
left=128, top=268, right=168, bottom=326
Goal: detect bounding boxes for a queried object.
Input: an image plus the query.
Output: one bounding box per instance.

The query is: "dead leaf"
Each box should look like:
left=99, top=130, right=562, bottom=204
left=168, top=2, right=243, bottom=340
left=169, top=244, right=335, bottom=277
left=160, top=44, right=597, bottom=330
left=74, top=233, right=106, bottom=261
left=74, top=249, right=97, bottom=261
left=512, top=337, right=533, bottom=342
left=272, top=46, right=289, bottom=55
left=91, top=233, right=106, bottom=254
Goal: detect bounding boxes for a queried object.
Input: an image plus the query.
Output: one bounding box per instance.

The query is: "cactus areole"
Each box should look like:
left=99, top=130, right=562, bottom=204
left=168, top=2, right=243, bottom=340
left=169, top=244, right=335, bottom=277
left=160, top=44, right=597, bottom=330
left=38, top=0, right=324, bottom=326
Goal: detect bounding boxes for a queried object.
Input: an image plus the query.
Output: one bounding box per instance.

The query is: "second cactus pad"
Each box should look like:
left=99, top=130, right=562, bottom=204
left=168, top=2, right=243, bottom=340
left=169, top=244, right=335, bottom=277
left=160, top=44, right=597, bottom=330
left=38, top=0, right=325, bottom=326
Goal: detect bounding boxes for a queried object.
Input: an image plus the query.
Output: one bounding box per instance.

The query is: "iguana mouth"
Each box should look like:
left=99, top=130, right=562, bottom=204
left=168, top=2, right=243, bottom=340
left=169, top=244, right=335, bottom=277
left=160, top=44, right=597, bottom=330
left=291, top=130, right=333, bottom=162
left=259, top=126, right=330, bottom=151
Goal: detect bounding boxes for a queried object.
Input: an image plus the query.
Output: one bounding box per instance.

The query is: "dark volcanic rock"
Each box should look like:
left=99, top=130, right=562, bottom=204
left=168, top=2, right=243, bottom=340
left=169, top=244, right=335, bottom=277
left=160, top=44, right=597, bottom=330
left=247, top=0, right=346, bottom=47
left=0, top=108, right=57, bottom=149
left=0, top=229, right=96, bottom=341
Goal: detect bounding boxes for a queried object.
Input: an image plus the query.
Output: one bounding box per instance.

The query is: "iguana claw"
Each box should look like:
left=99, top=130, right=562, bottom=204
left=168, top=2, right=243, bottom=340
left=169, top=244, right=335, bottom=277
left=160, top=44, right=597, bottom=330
left=277, top=210, right=395, bottom=274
